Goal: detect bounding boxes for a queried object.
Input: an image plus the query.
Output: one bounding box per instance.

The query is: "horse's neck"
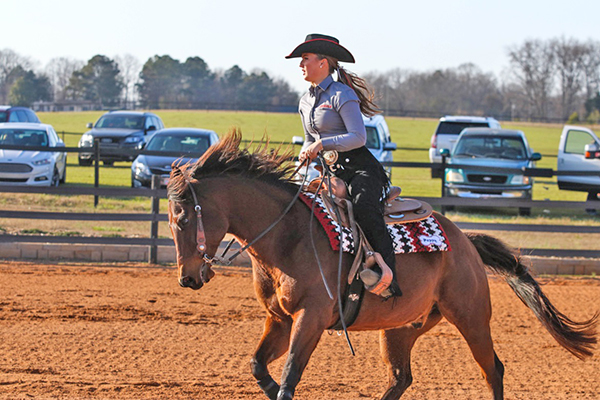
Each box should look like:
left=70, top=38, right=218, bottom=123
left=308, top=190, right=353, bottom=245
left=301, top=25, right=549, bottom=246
left=218, top=178, right=295, bottom=245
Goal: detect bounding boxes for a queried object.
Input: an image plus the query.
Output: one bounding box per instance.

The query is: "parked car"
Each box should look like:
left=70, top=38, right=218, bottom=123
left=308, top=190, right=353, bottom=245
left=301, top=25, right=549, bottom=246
left=0, top=122, right=67, bottom=186
left=292, top=114, right=397, bottom=182
left=556, top=125, right=600, bottom=202
left=0, top=106, right=41, bottom=123
left=441, top=128, right=541, bottom=216
left=78, top=111, right=164, bottom=166
left=131, top=128, right=219, bottom=188
left=429, top=116, right=501, bottom=177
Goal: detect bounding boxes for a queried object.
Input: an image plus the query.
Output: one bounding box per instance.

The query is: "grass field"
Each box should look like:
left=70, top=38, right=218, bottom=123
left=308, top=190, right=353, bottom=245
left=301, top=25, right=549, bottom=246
left=1, top=110, right=599, bottom=251
left=38, top=110, right=589, bottom=200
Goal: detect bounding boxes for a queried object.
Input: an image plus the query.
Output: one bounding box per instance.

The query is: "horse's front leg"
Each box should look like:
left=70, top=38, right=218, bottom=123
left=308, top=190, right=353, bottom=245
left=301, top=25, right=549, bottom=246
left=251, top=315, right=292, bottom=400
left=277, top=308, right=328, bottom=400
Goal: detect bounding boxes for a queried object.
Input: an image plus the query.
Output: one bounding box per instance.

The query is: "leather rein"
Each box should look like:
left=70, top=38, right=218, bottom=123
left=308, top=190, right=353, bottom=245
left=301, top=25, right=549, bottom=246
left=181, top=160, right=309, bottom=268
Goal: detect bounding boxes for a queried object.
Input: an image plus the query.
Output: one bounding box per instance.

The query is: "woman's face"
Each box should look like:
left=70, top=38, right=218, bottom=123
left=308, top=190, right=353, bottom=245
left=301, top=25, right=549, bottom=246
left=299, top=53, right=327, bottom=84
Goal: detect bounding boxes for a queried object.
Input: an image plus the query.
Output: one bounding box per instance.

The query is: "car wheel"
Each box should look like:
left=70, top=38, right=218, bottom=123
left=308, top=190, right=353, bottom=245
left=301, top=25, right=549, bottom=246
left=78, top=157, right=92, bottom=166
left=51, top=167, right=60, bottom=187
left=518, top=207, right=531, bottom=216
left=59, top=166, right=66, bottom=184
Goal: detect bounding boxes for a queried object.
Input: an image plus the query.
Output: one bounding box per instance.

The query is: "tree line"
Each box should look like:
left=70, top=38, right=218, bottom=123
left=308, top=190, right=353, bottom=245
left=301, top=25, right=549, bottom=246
left=1, top=36, right=600, bottom=122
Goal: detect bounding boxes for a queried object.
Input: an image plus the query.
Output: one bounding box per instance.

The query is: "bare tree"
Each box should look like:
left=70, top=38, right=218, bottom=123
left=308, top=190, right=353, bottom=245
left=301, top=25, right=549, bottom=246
left=552, top=37, right=587, bottom=119
left=0, top=49, right=33, bottom=103
left=44, top=57, right=84, bottom=101
left=580, top=40, right=600, bottom=101
left=508, top=39, right=555, bottom=120
left=114, top=54, right=141, bottom=108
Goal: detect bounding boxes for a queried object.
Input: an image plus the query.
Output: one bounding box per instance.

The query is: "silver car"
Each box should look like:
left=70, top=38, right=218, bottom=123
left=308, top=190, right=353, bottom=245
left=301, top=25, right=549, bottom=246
left=0, top=123, right=67, bottom=186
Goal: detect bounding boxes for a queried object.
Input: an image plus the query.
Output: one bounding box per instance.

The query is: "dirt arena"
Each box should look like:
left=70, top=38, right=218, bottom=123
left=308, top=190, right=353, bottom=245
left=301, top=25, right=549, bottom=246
left=0, top=261, right=598, bottom=400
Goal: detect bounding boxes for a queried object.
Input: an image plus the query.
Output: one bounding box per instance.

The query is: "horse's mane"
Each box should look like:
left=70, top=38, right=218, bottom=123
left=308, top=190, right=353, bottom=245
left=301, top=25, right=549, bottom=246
left=168, top=129, right=296, bottom=202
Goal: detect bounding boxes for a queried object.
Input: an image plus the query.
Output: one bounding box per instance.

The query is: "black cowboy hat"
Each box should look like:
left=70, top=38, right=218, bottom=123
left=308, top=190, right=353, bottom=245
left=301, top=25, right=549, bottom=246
left=285, top=33, right=355, bottom=63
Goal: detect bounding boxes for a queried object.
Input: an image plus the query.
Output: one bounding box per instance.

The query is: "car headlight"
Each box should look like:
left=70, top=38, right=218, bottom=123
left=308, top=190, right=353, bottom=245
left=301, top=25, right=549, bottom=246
left=445, top=168, right=464, bottom=183
left=79, top=133, right=93, bottom=147
left=124, top=136, right=143, bottom=144
left=510, top=175, right=530, bottom=185
left=32, top=158, right=52, bottom=166
left=134, top=161, right=151, bottom=176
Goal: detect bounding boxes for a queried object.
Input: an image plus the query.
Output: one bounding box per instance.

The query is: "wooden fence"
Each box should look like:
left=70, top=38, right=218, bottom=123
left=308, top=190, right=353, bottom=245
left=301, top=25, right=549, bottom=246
left=0, top=144, right=599, bottom=262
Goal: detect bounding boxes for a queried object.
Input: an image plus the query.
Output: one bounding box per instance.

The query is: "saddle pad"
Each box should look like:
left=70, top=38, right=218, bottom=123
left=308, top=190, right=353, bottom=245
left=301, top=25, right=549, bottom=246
left=299, top=193, right=451, bottom=254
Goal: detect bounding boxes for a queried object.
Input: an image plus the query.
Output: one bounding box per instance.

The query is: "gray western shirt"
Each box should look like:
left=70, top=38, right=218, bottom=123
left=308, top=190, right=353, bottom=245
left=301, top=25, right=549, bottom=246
left=298, top=74, right=366, bottom=153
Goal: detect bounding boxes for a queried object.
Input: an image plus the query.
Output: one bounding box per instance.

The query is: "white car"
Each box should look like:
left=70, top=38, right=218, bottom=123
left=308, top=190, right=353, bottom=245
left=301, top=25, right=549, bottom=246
left=0, top=123, right=67, bottom=186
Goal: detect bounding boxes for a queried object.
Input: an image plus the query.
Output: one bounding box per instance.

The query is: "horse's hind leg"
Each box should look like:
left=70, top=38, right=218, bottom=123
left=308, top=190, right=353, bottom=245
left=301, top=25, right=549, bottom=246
left=439, top=287, right=504, bottom=399
left=379, top=307, right=443, bottom=400
left=251, top=316, right=292, bottom=400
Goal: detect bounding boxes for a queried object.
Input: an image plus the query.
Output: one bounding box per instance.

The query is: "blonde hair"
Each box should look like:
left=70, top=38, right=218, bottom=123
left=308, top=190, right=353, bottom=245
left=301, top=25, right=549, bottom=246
left=318, top=54, right=380, bottom=117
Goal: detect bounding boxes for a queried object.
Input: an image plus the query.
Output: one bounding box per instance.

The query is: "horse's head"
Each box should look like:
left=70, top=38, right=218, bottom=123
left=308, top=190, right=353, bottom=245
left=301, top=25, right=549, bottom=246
left=168, top=173, right=228, bottom=291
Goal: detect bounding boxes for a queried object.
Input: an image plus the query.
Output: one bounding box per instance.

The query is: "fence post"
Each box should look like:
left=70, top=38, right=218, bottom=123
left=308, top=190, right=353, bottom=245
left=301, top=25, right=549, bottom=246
left=94, top=139, right=100, bottom=208
left=149, top=175, right=161, bottom=264
left=440, top=155, right=447, bottom=215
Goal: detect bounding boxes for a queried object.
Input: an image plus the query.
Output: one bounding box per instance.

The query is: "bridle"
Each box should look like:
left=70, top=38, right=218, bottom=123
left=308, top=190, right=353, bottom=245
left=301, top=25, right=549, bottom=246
left=175, top=160, right=310, bottom=269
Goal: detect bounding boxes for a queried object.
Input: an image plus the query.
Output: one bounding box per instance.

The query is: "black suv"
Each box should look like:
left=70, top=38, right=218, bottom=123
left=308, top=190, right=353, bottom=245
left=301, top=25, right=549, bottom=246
left=78, top=111, right=164, bottom=166
left=0, top=106, right=41, bottom=123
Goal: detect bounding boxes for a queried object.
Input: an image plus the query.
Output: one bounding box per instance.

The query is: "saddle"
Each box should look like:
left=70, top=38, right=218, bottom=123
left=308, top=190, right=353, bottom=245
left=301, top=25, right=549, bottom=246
left=304, top=176, right=433, bottom=298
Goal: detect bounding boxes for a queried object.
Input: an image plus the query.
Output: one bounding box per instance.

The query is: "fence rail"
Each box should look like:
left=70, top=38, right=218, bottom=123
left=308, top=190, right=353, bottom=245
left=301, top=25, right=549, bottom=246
left=1, top=144, right=599, bottom=262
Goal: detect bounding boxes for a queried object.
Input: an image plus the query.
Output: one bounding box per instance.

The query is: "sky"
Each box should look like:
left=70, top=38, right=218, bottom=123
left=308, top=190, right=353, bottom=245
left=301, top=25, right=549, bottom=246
left=2, top=0, right=600, bottom=94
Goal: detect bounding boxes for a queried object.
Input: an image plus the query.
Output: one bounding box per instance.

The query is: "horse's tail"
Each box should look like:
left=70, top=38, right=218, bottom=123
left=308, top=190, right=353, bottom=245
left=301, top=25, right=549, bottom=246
left=466, top=232, right=598, bottom=360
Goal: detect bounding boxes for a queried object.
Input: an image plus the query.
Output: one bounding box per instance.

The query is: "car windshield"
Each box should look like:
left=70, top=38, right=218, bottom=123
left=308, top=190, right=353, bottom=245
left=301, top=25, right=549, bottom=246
left=96, top=115, right=144, bottom=129
left=365, top=126, right=380, bottom=149
left=453, top=136, right=527, bottom=160
left=146, top=134, right=210, bottom=153
left=0, top=112, right=7, bottom=123
left=0, top=129, right=48, bottom=147
left=436, top=121, right=490, bottom=135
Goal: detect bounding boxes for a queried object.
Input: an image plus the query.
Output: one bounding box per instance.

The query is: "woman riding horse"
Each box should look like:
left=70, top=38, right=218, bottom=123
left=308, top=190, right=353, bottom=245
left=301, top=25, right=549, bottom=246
left=167, top=132, right=597, bottom=400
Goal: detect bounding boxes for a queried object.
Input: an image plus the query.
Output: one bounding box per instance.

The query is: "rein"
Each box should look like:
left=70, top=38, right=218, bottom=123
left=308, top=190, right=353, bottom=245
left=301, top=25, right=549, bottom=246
left=185, top=159, right=309, bottom=267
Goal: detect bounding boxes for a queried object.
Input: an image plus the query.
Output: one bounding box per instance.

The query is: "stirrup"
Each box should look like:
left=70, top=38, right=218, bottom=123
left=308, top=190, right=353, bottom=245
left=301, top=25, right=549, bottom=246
left=359, top=252, right=394, bottom=297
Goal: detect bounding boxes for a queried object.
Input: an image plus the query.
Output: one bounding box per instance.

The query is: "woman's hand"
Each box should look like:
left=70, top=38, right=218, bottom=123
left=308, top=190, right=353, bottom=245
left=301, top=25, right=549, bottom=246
left=299, top=139, right=323, bottom=163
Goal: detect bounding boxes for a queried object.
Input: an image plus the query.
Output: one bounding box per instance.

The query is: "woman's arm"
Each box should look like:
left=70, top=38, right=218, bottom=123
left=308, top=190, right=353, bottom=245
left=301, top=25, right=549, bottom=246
left=320, top=100, right=366, bottom=151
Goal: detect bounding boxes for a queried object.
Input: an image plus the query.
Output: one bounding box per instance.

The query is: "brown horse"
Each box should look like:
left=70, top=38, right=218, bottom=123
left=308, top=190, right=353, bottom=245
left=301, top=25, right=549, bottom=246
left=167, top=131, right=597, bottom=400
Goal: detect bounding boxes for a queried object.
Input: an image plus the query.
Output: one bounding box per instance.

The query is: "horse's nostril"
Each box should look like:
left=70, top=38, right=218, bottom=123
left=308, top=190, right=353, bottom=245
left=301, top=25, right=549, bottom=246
left=179, top=276, right=193, bottom=287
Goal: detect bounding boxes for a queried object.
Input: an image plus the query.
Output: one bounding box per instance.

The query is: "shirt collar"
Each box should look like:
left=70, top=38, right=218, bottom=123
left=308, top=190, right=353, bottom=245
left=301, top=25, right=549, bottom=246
left=309, top=74, right=334, bottom=96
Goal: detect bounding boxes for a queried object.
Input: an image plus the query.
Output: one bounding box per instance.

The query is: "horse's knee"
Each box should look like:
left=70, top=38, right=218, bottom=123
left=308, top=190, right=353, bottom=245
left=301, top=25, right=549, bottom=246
left=250, top=357, right=267, bottom=379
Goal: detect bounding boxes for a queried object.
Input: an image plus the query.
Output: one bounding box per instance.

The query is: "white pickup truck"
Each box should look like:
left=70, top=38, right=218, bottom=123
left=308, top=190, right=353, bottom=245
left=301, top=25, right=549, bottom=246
left=557, top=125, right=600, bottom=200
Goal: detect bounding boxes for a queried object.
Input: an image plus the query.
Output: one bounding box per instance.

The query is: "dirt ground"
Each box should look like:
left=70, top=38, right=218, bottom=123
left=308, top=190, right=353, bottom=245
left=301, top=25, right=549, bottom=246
left=0, top=261, right=598, bottom=400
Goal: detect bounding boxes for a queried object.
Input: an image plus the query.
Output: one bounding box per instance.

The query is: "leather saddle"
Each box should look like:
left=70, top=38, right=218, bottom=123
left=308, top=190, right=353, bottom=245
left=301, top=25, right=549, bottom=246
left=304, top=176, right=433, bottom=298
left=305, top=177, right=433, bottom=226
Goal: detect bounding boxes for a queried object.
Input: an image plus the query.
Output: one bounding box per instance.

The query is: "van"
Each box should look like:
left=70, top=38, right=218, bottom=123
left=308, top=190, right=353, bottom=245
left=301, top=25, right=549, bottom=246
left=556, top=125, right=600, bottom=199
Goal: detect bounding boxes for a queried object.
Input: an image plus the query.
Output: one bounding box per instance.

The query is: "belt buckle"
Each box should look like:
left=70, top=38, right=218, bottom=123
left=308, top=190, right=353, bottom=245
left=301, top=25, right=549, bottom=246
left=322, top=150, right=338, bottom=165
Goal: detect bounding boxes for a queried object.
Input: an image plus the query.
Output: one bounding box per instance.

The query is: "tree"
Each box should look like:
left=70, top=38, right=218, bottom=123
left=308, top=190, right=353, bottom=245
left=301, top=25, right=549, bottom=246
left=552, top=37, right=587, bottom=120
left=138, top=55, right=182, bottom=108
left=45, top=57, right=84, bottom=101
left=8, top=70, right=52, bottom=107
left=67, top=55, right=123, bottom=107
left=114, top=54, right=141, bottom=107
left=181, top=56, right=215, bottom=107
left=238, top=70, right=277, bottom=109
left=0, top=49, right=33, bottom=103
left=220, top=65, right=246, bottom=107
left=507, top=39, right=555, bottom=120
